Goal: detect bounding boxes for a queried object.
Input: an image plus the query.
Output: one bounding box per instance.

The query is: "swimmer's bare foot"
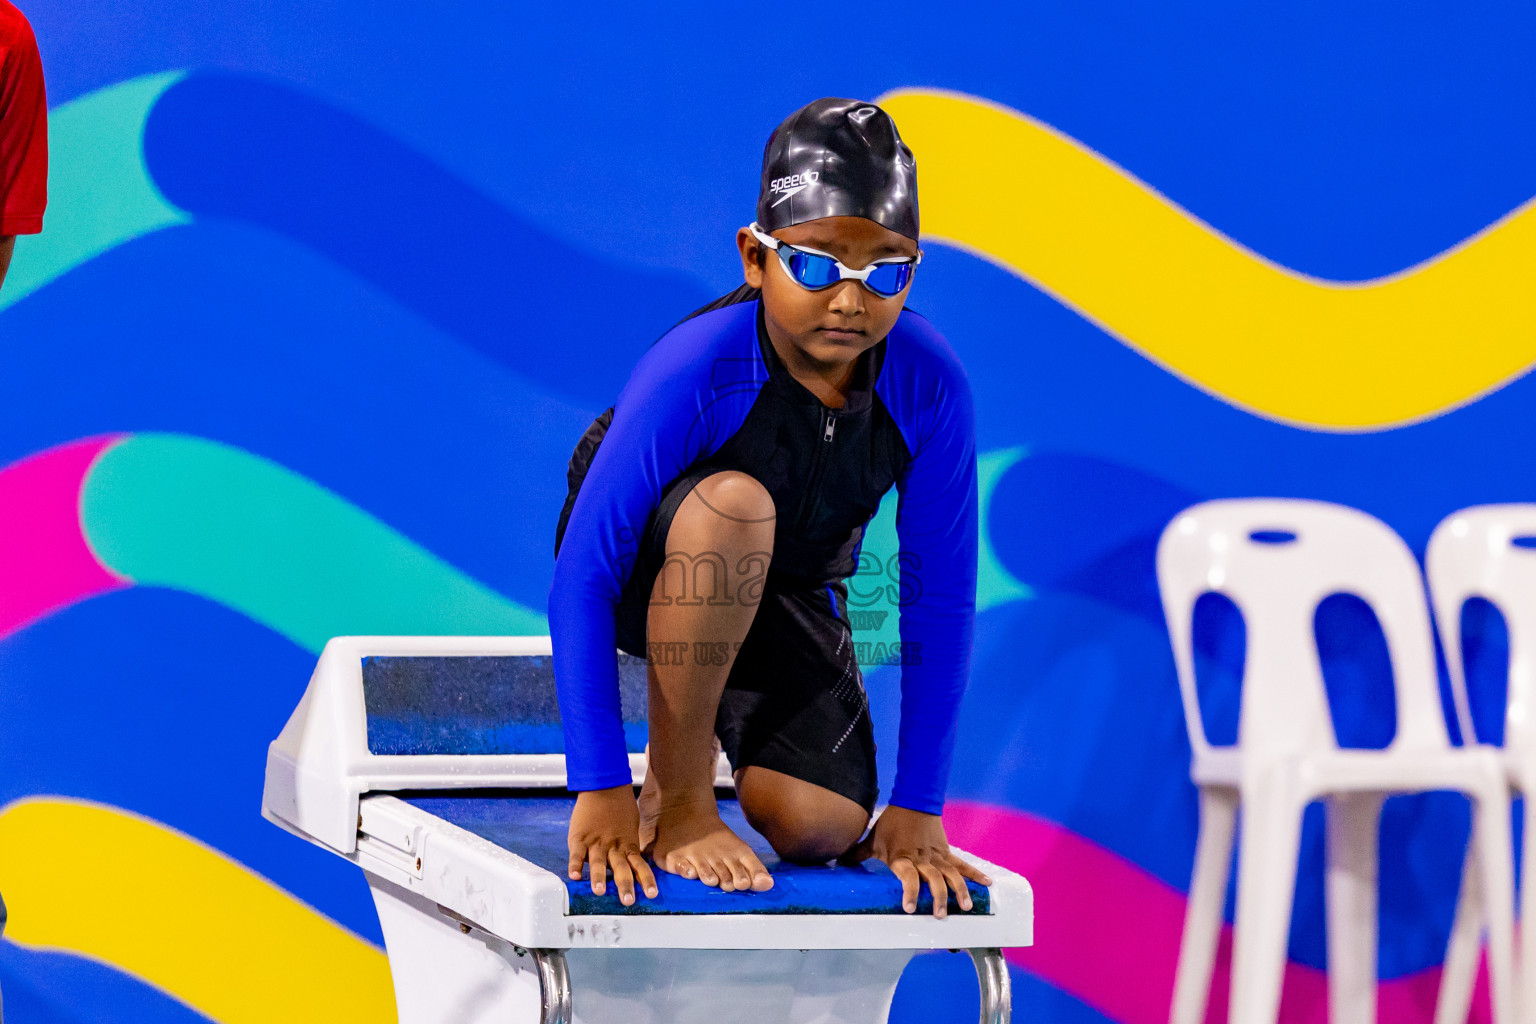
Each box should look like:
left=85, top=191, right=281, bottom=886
left=650, top=797, right=774, bottom=893
left=639, top=737, right=721, bottom=853
left=638, top=757, right=660, bottom=852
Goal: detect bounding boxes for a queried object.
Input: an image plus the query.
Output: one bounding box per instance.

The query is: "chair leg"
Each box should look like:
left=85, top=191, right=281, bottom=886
left=1230, top=781, right=1305, bottom=1024
left=1435, top=836, right=1483, bottom=1024
left=1472, top=785, right=1518, bottom=1024
left=1171, top=786, right=1239, bottom=1024
left=1325, top=793, right=1384, bottom=1024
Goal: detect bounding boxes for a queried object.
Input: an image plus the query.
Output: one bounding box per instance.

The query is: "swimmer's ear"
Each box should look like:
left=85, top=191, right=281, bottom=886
left=737, top=227, right=767, bottom=289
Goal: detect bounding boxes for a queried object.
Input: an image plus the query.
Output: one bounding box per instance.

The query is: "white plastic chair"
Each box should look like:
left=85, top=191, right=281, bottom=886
left=1427, top=504, right=1536, bottom=1024
left=1158, top=498, right=1517, bottom=1024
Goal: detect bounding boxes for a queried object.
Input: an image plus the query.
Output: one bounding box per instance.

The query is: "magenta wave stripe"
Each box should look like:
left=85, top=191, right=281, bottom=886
left=0, top=436, right=132, bottom=641
left=943, top=801, right=1491, bottom=1024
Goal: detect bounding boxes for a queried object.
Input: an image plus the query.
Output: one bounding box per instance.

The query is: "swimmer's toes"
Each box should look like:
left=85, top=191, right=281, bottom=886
left=693, top=858, right=720, bottom=887
left=661, top=853, right=693, bottom=879
left=722, top=861, right=746, bottom=891
left=739, top=852, right=773, bottom=892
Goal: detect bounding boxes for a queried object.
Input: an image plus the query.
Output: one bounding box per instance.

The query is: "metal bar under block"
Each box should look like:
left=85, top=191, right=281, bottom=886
left=969, top=947, right=1011, bottom=1024
left=530, top=948, right=572, bottom=1024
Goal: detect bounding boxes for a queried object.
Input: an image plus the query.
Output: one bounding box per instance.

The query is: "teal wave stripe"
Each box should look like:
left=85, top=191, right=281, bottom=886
left=1, top=71, right=191, bottom=311
left=850, top=446, right=1032, bottom=653
left=850, top=488, right=902, bottom=651
left=977, top=446, right=1032, bottom=611
left=80, top=433, right=546, bottom=654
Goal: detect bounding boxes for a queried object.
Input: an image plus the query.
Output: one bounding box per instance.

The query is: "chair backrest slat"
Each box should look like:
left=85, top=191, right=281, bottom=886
left=1427, top=505, right=1536, bottom=753
left=1158, top=499, right=1448, bottom=771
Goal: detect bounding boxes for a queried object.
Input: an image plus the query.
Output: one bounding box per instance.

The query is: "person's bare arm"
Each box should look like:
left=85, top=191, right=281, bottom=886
left=0, top=236, right=14, bottom=288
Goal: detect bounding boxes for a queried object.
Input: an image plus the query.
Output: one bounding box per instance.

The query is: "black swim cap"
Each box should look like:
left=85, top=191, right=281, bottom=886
left=756, top=98, right=919, bottom=241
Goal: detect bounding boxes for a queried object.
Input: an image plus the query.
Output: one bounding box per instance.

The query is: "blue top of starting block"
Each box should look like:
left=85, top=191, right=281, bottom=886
left=403, top=793, right=990, bottom=917
left=361, top=655, right=649, bottom=756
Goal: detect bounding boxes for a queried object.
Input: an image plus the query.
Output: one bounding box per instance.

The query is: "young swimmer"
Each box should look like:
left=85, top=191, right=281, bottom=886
left=550, top=98, right=990, bottom=917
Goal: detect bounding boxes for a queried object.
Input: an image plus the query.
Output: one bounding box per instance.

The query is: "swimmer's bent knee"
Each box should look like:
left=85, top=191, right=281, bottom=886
left=760, top=816, right=866, bottom=865
left=738, top=769, right=869, bottom=864
left=686, top=471, right=775, bottom=528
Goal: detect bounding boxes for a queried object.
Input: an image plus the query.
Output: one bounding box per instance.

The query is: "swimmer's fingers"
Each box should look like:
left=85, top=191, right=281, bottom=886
left=939, top=859, right=972, bottom=913
left=588, top=843, right=609, bottom=896
left=607, top=846, right=639, bottom=906
left=567, top=843, right=586, bottom=881
left=890, top=857, right=921, bottom=914
left=917, top=860, right=952, bottom=919
left=950, top=850, right=994, bottom=887
left=628, top=850, right=659, bottom=899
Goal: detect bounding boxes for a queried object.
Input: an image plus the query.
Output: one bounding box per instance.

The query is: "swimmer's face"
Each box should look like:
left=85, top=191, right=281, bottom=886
left=737, top=216, right=918, bottom=369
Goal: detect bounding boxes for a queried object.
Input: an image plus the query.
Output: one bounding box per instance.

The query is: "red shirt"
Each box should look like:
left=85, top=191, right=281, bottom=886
left=0, top=0, right=45, bottom=235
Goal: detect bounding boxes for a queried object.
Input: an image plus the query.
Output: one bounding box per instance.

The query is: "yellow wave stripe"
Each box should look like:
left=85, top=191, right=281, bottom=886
left=0, top=798, right=395, bottom=1022
left=879, top=88, right=1536, bottom=430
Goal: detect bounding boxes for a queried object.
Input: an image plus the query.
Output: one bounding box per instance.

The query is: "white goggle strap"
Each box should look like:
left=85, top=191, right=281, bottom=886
left=747, top=222, right=921, bottom=283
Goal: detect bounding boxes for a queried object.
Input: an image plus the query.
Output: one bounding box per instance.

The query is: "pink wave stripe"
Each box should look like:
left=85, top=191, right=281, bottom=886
left=0, top=436, right=132, bottom=640
left=944, top=801, right=1490, bottom=1024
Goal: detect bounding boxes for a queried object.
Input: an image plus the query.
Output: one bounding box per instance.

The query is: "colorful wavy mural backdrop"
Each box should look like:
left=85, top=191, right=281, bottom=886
left=4, top=4, right=1536, bottom=1022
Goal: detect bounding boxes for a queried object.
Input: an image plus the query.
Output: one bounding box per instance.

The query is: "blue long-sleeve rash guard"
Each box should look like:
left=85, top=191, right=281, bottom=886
left=549, top=295, right=977, bottom=814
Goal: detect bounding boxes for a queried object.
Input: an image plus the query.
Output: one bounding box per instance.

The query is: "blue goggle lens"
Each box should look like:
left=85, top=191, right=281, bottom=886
left=779, top=247, right=914, bottom=298
left=784, top=249, right=840, bottom=289
left=864, top=261, right=914, bottom=296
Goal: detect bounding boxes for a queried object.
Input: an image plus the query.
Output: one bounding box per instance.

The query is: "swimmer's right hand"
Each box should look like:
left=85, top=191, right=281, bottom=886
left=568, top=785, right=659, bottom=906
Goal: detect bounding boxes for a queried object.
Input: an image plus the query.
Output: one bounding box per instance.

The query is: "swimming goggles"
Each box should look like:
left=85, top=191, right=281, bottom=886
left=749, top=222, right=921, bottom=298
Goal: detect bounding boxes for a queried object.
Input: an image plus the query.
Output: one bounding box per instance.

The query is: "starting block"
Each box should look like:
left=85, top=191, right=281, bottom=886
left=261, top=636, right=1033, bottom=1023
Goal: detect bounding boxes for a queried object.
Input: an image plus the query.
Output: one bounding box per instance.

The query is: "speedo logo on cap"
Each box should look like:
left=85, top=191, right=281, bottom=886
left=769, top=170, right=820, bottom=206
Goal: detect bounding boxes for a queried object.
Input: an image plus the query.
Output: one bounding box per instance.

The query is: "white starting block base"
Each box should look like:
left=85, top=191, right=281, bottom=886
left=261, top=638, right=1029, bottom=1024
left=373, top=875, right=924, bottom=1024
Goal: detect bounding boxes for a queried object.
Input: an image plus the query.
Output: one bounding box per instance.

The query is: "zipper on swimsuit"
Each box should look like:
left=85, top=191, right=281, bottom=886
left=794, top=407, right=838, bottom=533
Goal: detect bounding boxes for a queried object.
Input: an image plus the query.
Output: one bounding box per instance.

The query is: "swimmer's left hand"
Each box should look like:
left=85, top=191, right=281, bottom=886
left=843, top=805, right=993, bottom=918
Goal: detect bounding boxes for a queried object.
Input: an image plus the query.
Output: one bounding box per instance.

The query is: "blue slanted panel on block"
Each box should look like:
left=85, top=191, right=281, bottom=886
left=402, top=793, right=991, bottom=917
left=361, top=654, right=649, bottom=755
